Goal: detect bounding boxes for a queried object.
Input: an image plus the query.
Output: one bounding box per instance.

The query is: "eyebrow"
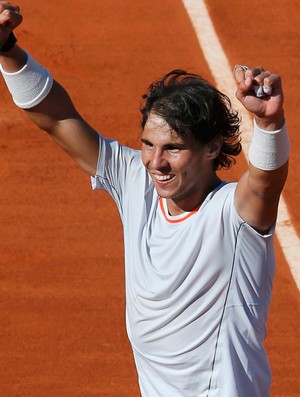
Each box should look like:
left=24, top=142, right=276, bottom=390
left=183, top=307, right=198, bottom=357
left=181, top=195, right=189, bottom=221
left=141, top=137, right=187, bottom=150
left=140, top=137, right=151, bottom=144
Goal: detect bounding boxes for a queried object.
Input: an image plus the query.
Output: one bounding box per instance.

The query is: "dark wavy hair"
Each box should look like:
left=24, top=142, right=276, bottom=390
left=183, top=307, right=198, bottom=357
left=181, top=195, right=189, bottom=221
left=140, top=69, right=242, bottom=170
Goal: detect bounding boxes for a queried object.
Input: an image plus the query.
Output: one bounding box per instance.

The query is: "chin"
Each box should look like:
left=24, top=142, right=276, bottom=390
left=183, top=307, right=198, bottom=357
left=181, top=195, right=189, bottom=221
left=156, top=190, right=177, bottom=201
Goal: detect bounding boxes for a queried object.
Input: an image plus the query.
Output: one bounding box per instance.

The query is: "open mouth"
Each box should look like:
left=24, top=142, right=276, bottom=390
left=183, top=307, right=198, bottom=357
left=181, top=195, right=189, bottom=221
left=153, top=174, right=175, bottom=183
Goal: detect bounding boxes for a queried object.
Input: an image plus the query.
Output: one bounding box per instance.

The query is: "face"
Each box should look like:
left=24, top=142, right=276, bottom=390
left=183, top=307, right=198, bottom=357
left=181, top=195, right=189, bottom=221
left=141, top=113, right=219, bottom=214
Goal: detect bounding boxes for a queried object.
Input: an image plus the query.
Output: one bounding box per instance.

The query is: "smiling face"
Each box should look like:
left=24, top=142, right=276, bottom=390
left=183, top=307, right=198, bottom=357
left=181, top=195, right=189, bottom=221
left=141, top=113, right=221, bottom=215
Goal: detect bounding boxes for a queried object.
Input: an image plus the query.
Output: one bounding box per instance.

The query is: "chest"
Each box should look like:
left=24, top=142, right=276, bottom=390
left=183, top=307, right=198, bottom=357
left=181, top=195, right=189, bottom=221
left=131, top=198, right=234, bottom=300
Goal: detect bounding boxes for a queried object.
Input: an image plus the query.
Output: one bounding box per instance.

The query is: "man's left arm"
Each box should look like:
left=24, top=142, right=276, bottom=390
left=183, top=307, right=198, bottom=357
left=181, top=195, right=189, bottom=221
left=234, top=66, right=290, bottom=234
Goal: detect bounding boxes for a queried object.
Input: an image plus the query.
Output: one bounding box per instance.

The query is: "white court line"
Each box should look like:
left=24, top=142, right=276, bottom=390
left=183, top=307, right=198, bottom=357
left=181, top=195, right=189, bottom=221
left=182, top=0, right=300, bottom=290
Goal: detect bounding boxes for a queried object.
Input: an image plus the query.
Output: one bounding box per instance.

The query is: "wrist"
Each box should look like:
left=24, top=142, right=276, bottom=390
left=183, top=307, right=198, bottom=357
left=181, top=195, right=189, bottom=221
left=0, top=32, right=17, bottom=54
left=0, top=51, right=53, bottom=109
left=254, top=109, right=285, bottom=131
left=249, top=118, right=290, bottom=171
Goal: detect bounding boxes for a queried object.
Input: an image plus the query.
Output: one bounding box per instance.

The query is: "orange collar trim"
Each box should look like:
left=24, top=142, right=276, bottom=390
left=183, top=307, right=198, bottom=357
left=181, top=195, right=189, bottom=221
left=159, top=197, right=200, bottom=224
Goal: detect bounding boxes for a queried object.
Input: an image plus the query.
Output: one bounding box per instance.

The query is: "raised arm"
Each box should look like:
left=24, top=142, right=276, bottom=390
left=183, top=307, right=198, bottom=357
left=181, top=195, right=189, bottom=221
left=0, top=2, right=99, bottom=176
left=234, top=65, right=289, bottom=233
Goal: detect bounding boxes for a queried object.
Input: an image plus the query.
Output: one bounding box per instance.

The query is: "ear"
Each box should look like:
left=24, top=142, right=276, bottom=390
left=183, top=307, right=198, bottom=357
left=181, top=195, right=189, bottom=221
left=206, top=136, right=223, bottom=160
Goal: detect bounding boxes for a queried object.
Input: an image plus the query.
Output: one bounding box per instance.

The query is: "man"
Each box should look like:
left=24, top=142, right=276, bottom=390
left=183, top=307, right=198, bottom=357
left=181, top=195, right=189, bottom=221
left=0, top=2, right=290, bottom=396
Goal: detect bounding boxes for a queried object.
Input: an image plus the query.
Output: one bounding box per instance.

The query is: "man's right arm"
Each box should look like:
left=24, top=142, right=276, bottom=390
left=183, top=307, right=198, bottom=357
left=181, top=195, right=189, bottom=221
left=0, top=5, right=100, bottom=176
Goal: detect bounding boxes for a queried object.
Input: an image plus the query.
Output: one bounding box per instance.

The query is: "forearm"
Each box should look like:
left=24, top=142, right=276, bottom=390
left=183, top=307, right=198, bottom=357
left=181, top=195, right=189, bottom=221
left=235, top=120, right=289, bottom=232
left=25, top=79, right=82, bottom=133
left=0, top=41, right=99, bottom=170
left=247, top=162, right=288, bottom=201
left=0, top=44, right=81, bottom=133
left=0, top=3, right=99, bottom=176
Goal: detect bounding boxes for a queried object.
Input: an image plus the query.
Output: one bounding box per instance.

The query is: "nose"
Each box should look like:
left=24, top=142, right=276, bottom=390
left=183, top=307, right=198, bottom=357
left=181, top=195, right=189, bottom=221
left=149, top=148, right=169, bottom=171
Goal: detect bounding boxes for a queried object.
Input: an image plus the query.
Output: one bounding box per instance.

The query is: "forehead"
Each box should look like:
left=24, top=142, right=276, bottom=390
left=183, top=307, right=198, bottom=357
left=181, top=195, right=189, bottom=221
left=142, top=113, right=183, bottom=143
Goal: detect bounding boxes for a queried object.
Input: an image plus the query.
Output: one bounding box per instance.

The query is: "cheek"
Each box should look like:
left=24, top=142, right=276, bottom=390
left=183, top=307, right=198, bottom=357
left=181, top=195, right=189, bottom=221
left=175, top=155, right=195, bottom=174
left=182, top=158, right=203, bottom=180
left=141, top=150, right=150, bottom=167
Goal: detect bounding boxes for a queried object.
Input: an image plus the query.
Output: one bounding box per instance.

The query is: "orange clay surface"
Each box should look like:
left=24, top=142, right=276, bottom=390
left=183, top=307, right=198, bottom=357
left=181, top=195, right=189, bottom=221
left=0, top=1, right=299, bottom=396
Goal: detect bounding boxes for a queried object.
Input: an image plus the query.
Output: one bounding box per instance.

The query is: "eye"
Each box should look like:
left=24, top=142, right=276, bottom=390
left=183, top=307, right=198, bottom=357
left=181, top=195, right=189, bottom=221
left=166, top=145, right=182, bottom=153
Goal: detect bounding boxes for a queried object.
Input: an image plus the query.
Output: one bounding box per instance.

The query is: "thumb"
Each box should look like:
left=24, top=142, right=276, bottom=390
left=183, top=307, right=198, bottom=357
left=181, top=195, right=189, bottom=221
left=236, top=75, right=253, bottom=101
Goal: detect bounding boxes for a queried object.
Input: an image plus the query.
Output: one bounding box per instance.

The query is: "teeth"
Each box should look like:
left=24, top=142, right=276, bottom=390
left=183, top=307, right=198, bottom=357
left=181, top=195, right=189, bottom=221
left=155, top=175, right=172, bottom=181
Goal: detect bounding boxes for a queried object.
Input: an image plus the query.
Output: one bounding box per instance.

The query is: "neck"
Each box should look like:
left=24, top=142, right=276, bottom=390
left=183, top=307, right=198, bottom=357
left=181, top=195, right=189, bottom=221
left=166, top=176, right=222, bottom=216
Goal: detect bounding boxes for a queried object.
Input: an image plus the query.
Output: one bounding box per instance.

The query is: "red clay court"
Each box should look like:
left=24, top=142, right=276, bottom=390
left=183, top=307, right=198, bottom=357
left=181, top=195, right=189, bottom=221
left=0, top=1, right=299, bottom=395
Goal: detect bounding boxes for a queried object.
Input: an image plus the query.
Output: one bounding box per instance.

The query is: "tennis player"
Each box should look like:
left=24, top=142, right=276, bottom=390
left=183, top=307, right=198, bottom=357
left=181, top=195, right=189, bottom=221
left=0, top=2, right=290, bottom=396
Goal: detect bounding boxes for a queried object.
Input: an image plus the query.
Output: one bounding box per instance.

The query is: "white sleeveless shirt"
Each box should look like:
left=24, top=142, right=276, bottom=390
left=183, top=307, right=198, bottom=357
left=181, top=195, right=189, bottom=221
left=91, top=136, right=275, bottom=397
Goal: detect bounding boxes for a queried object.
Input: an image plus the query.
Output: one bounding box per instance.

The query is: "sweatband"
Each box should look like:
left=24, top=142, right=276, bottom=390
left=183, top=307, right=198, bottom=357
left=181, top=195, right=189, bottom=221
left=0, top=51, right=53, bottom=109
left=248, top=119, right=290, bottom=171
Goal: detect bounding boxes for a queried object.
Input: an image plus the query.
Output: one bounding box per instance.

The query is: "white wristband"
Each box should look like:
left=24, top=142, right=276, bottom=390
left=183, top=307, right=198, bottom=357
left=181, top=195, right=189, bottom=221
left=0, top=51, right=53, bottom=109
left=248, top=119, right=290, bottom=171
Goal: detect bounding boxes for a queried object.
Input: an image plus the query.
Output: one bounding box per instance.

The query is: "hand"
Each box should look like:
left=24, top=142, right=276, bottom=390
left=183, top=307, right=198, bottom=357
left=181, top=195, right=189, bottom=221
left=234, top=65, right=284, bottom=130
left=0, top=2, right=22, bottom=45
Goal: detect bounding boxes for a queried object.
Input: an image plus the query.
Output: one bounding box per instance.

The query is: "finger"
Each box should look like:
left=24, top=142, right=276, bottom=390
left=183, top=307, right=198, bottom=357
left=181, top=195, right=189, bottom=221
left=263, top=86, right=272, bottom=95
left=234, top=65, right=252, bottom=102
left=0, top=3, right=20, bottom=18
left=244, top=66, right=265, bottom=77
left=233, top=65, right=265, bottom=84
left=0, top=6, right=22, bottom=29
left=0, top=2, right=18, bottom=13
left=252, top=70, right=271, bottom=85
left=262, top=74, right=282, bottom=96
left=253, top=86, right=266, bottom=97
left=233, top=64, right=248, bottom=84
left=251, top=71, right=272, bottom=97
left=234, top=65, right=277, bottom=98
